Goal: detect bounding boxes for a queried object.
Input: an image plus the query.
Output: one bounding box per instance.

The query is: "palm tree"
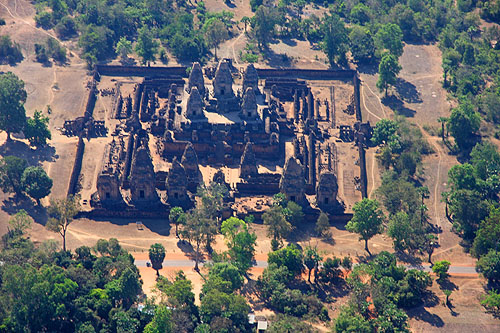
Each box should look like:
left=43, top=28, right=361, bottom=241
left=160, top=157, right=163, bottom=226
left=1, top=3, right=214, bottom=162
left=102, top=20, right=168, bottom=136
left=149, top=243, right=166, bottom=277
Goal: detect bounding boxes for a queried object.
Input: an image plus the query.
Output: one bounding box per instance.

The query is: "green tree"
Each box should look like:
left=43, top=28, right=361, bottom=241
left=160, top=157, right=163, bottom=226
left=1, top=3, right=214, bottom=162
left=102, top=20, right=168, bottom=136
left=447, top=102, right=481, bottom=151
left=0, top=156, right=27, bottom=196
left=321, top=13, right=349, bottom=66
left=473, top=207, right=500, bottom=257
left=207, top=262, right=243, bottom=292
left=252, top=5, right=278, bottom=49
left=203, top=18, right=229, bottom=60
left=199, top=290, right=250, bottom=332
left=371, top=118, right=399, bottom=146
left=346, top=198, right=385, bottom=255
left=0, top=72, right=27, bottom=141
left=21, top=166, right=53, bottom=205
left=8, top=209, right=33, bottom=235
left=387, top=211, right=412, bottom=251
left=169, top=206, right=186, bottom=237
left=423, top=234, right=438, bottom=264
left=143, top=305, right=173, bottom=333
left=46, top=195, right=80, bottom=251
left=377, top=52, right=402, bottom=96
left=303, top=246, right=322, bottom=283
left=481, top=289, right=500, bottom=314
left=268, top=244, right=304, bottom=279
left=315, top=211, right=330, bottom=237
left=334, top=305, right=372, bottom=333
left=375, top=23, right=404, bottom=58
left=25, top=110, right=51, bottom=146
left=135, top=26, right=159, bottom=65
left=284, top=200, right=304, bottom=228
left=149, top=243, right=166, bottom=277
left=349, top=25, right=375, bottom=63
left=181, top=208, right=217, bottom=271
left=437, top=117, right=448, bottom=142
left=241, top=16, right=251, bottom=32
left=477, top=250, right=500, bottom=284
left=221, top=217, right=246, bottom=242
left=432, top=260, right=451, bottom=280
left=115, top=37, right=133, bottom=60
left=227, top=219, right=257, bottom=274
left=263, top=205, right=292, bottom=246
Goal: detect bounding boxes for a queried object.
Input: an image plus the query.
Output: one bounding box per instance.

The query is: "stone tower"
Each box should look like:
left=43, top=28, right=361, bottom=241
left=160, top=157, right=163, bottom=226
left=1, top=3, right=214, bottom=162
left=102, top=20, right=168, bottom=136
left=242, top=64, right=259, bottom=93
left=239, top=142, right=258, bottom=179
left=186, top=86, right=204, bottom=119
left=213, top=60, right=233, bottom=98
left=188, top=62, right=205, bottom=97
left=241, top=87, right=258, bottom=119
left=97, top=173, right=122, bottom=205
left=181, top=142, right=201, bottom=192
left=316, top=172, right=338, bottom=206
left=167, top=157, right=188, bottom=205
left=279, top=157, right=306, bottom=204
left=129, top=144, right=157, bottom=204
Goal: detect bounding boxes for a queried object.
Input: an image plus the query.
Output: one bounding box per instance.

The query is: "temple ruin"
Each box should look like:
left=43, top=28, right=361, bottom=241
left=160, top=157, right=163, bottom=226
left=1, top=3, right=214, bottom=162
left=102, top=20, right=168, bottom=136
left=72, top=61, right=370, bottom=219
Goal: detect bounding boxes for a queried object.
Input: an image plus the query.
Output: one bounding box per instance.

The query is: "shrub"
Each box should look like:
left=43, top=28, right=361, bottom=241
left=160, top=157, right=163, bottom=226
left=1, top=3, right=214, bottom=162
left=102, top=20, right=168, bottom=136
left=0, top=35, right=23, bottom=65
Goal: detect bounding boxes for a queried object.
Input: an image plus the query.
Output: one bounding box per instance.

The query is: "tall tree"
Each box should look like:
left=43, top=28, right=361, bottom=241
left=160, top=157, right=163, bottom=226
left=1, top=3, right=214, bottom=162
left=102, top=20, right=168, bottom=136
left=169, top=206, right=186, bottom=237
left=21, top=166, right=53, bottom=205
left=303, top=246, right=322, bottom=283
left=315, top=211, right=330, bottom=237
left=375, top=23, right=404, bottom=58
left=25, top=110, right=51, bottom=147
left=346, top=198, right=385, bottom=255
left=437, top=117, right=448, bottom=142
left=135, top=26, right=159, bottom=65
left=115, top=37, right=133, bottom=60
left=252, top=5, right=278, bottom=49
left=149, top=243, right=166, bottom=277
left=181, top=208, right=217, bottom=271
left=46, top=195, right=80, bottom=251
left=263, top=205, right=292, bottom=247
left=203, top=18, right=229, bottom=60
left=8, top=209, right=33, bottom=235
left=321, top=13, right=349, bottom=66
left=377, top=52, right=402, bottom=96
left=0, top=156, right=27, bottom=196
left=0, top=72, right=27, bottom=141
left=447, top=102, right=481, bottom=151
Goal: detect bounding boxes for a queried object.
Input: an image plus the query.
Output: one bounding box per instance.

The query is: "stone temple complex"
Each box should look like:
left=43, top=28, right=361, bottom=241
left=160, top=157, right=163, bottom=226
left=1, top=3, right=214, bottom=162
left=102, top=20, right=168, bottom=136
left=72, top=60, right=370, bottom=219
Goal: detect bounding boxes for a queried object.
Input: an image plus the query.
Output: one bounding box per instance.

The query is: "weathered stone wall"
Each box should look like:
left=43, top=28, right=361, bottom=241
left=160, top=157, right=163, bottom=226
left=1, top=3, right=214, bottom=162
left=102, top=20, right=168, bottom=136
left=67, top=136, right=85, bottom=196
left=256, top=68, right=357, bottom=80
left=96, top=65, right=188, bottom=77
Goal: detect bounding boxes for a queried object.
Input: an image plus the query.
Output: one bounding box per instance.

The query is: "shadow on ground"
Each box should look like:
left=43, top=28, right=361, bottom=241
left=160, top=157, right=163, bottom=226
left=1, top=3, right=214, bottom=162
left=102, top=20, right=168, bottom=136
left=382, top=95, right=416, bottom=117
left=0, top=140, right=57, bottom=166
left=395, top=78, right=422, bottom=103
left=407, top=293, right=445, bottom=327
left=2, top=196, right=48, bottom=225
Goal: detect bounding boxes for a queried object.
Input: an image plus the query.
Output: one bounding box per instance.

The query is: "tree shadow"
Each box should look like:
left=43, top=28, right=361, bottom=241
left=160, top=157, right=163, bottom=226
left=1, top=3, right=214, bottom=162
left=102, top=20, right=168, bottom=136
left=0, top=140, right=57, bottom=165
left=395, top=78, right=422, bottom=103
left=407, top=305, right=445, bottom=327
left=381, top=95, right=416, bottom=117
left=223, top=0, right=236, bottom=8
left=395, top=251, right=423, bottom=266
left=286, top=223, right=312, bottom=243
left=177, top=239, right=194, bottom=254
left=89, top=217, right=172, bottom=236
left=437, top=278, right=459, bottom=291
left=281, top=38, right=297, bottom=47
left=357, top=63, right=378, bottom=75
left=261, top=48, right=292, bottom=68
left=1, top=196, right=48, bottom=225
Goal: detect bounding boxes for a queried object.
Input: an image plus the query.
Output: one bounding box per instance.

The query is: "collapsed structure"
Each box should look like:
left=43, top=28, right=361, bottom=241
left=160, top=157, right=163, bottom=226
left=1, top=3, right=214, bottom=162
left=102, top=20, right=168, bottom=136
left=78, top=60, right=370, bottom=218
